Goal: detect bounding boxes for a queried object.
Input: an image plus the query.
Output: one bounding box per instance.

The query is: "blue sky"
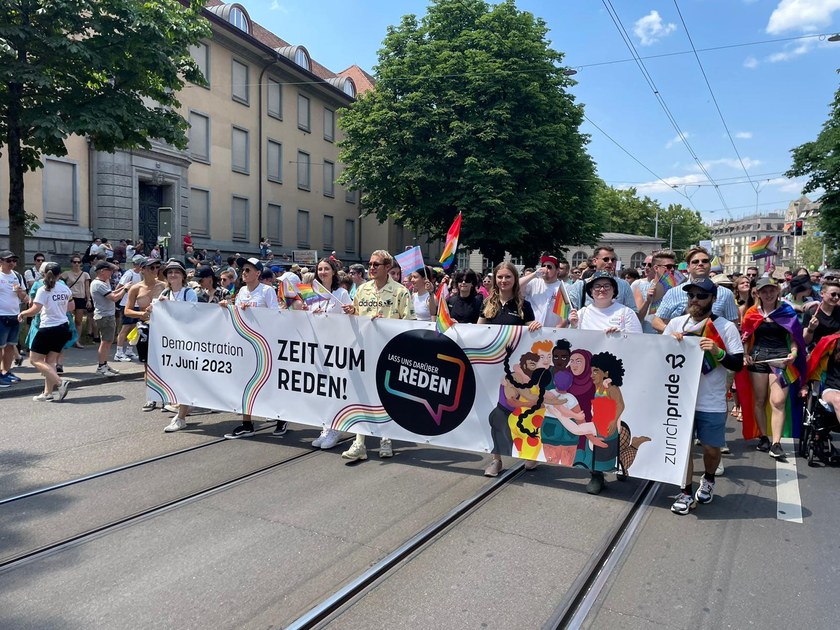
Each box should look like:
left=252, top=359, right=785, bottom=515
left=248, top=0, right=840, bottom=223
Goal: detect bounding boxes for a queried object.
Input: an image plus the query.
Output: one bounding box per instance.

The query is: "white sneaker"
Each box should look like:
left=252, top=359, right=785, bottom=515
left=96, top=364, right=120, bottom=377
left=379, top=438, right=393, bottom=458
left=114, top=351, right=130, bottom=362
left=163, top=404, right=179, bottom=414
left=320, top=429, right=341, bottom=450
left=164, top=416, right=186, bottom=432
left=124, top=349, right=139, bottom=361
left=312, top=428, right=330, bottom=448
left=341, top=441, right=368, bottom=461
left=715, top=462, right=724, bottom=476
left=33, top=393, right=54, bottom=402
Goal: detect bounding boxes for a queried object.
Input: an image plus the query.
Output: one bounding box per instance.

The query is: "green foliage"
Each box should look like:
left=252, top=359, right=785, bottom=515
left=0, top=0, right=210, bottom=255
left=796, top=233, right=825, bottom=270
left=338, top=0, right=598, bottom=265
left=593, top=182, right=709, bottom=254
left=786, top=69, right=840, bottom=258
left=23, top=211, right=39, bottom=237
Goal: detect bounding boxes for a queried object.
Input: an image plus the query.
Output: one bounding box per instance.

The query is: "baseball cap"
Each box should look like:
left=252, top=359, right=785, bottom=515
left=755, top=277, right=778, bottom=291
left=94, top=261, right=114, bottom=272
left=131, top=254, right=146, bottom=265
left=236, top=256, right=264, bottom=272
left=682, top=277, right=717, bottom=296
left=540, top=255, right=559, bottom=266
left=194, top=265, right=216, bottom=279
left=142, top=258, right=160, bottom=268
left=0, top=249, right=17, bottom=260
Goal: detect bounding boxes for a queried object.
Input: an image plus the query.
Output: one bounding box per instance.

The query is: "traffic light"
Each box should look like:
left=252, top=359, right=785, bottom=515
left=795, top=220, right=805, bottom=236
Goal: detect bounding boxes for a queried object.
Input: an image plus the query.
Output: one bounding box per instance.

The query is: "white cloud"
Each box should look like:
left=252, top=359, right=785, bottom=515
left=633, top=10, right=677, bottom=46
left=665, top=132, right=690, bottom=149
left=735, top=131, right=753, bottom=139
left=700, top=157, right=763, bottom=171
left=764, top=176, right=808, bottom=194
left=270, top=0, right=289, bottom=12
left=766, top=38, right=817, bottom=62
left=629, top=174, right=708, bottom=195
left=767, top=0, right=840, bottom=34
left=743, top=56, right=759, bottom=69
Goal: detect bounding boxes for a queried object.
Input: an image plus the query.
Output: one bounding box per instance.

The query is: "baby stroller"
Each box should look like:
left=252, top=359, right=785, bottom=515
left=799, top=384, right=840, bottom=467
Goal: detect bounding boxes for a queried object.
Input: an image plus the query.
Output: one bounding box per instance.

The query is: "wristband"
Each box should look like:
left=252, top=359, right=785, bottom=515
left=715, top=348, right=726, bottom=361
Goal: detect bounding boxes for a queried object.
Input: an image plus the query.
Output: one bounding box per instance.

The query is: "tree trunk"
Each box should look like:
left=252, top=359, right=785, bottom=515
left=7, top=78, right=26, bottom=257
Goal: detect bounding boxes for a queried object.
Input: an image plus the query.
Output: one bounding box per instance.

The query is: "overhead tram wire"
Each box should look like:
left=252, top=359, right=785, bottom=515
left=673, top=0, right=760, bottom=198
left=601, top=0, right=735, bottom=219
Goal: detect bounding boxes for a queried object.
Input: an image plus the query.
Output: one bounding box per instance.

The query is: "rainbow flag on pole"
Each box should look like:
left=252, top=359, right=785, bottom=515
left=296, top=283, right=325, bottom=305
left=552, top=282, right=571, bottom=321
left=439, top=212, right=461, bottom=270
left=772, top=362, right=800, bottom=388
left=684, top=317, right=726, bottom=374
left=749, top=236, right=778, bottom=259
left=435, top=283, right=454, bottom=334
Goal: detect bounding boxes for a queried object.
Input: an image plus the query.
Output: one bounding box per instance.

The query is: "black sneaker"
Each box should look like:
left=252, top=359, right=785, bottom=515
left=756, top=435, right=771, bottom=452
left=56, top=364, right=64, bottom=374
left=225, top=424, right=255, bottom=439
left=271, top=421, right=287, bottom=437
left=769, top=442, right=786, bottom=459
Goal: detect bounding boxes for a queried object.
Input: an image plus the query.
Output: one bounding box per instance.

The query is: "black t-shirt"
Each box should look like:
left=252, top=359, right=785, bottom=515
left=447, top=294, right=483, bottom=324
left=804, top=307, right=840, bottom=348
left=825, top=354, right=840, bottom=391
left=482, top=298, right=535, bottom=326
left=753, top=320, right=789, bottom=351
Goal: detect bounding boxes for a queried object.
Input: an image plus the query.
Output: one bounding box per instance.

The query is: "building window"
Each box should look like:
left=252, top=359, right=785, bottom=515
left=189, top=188, right=210, bottom=237
left=345, top=187, right=356, bottom=204
left=295, top=47, right=310, bottom=71
left=232, top=59, right=249, bottom=105
left=297, top=94, right=310, bottom=131
left=232, top=196, right=249, bottom=241
left=297, top=209, right=310, bottom=247
left=322, top=215, right=334, bottom=250
left=267, top=78, right=282, bottom=119
left=189, top=42, right=209, bottom=86
left=630, top=252, right=646, bottom=269
left=297, top=151, right=310, bottom=190
left=345, top=219, right=356, bottom=253
left=231, top=126, right=249, bottom=174
left=456, top=251, right=470, bottom=271
left=267, top=140, right=282, bottom=183
left=229, top=6, right=251, bottom=33
left=571, top=250, right=589, bottom=267
left=323, top=108, right=335, bottom=142
left=323, top=160, right=335, bottom=197
left=43, top=158, right=78, bottom=224
left=267, top=203, right=282, bottom=245
left=188, top=111, right=210, bottom=163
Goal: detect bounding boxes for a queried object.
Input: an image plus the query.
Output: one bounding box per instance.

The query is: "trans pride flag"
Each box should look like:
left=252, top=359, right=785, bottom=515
left=439, top=212, right=461, bottom=270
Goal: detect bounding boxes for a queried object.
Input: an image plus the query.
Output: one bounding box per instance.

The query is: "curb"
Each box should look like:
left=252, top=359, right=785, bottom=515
left=0, top=371, right=145, bottom=399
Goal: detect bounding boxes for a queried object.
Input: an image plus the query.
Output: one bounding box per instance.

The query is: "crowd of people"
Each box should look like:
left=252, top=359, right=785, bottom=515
left=3, top=239, right=837, bottom=514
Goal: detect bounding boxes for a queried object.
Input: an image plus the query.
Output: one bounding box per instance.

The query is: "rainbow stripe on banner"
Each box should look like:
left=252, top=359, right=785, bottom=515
left=228, top=305, right=272, bottom=415
left=330, top=404, right=391, bottom=432
left=749, top=235, right=778, bottom=259
left=463, top=326, right=523, bottom=364
left=146, top=366, right=177, bottom=404
left=439, top=212, right=461, bottom=270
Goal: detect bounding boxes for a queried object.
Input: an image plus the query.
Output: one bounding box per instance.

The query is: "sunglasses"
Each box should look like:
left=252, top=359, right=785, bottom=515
left=148, top=264, right=161, bottom=270
left=2, top=258, right=18, bottom=262
left=690, top=259, right=711, bottom=265
left=600, top=257, right=617, bottom=263
left=686, top=292, right=712, bottom=300
left=71, top=260, right=81, bottom=264
left=541, top=264, right=555, bottom=269
left=368, top=262, right=383, bottom=268
left=827, top=292, right=840, bottom=299
left=657, top=263, right=676, bottom=270
left=34, top=259, right=45, bottom=263
left=643, top=263, right=652, bottom=267
left=457, top=280, right=473, bottom=284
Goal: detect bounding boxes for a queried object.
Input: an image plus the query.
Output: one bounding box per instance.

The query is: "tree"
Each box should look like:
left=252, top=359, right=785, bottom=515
left=338, top=0, right=598, bottom=265
left=796, top=233, right=825, bottom=270
left=0, top=0, right=210, bottom=256
left=786, top=70, right=840, bottom=266
left=593, top=182, right=710, bottom=254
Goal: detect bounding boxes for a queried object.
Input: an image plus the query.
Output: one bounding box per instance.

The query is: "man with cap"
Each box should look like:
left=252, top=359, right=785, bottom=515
left=90, top=261, right=127, bottom=377
left=652, top=247, right=739, bottom=333
left=519, top=254, right=569, bottom=327
left=124, top=257, right=166, bottom=410
left=664, top=278, right=744, bottom=514
left=221, top=257, right=279, bottom=438
left=0, top=250, right=29, bottom=387
left=114, top=255, right=146, bottom=361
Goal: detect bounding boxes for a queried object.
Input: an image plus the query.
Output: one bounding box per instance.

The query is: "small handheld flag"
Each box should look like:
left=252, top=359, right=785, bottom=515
left=282, top=278, right=300, bottom=307
left=296, top=283, right=325, bottom=305
left=439, top=212, right=461, bottom=270
left=394, top=246, right=425, bottom=275
left=552, top=282, right=571, bottom=321
left=683, top=318, right=726, bottom=374
left=435, top=283, right=454, bottom=334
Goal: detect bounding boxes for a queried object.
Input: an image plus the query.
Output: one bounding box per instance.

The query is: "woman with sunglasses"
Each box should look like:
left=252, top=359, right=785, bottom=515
left=737, top=278, right=806, bottom=459
left=479, top=272, right=492, bottom=298
left=60, top=255, right=91, bottom=348
left=447, top=269, right=483, bottom=324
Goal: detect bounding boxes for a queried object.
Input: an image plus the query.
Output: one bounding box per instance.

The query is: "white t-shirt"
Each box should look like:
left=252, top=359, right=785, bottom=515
left=118, top=270, right=143, bottom=306
left=576, top=301, right=642, bottom=334
left=0, top=270, right=24, bottom=316
left=164, top=286, right=198, bottom=303
left=315, top=287, right=351, bottom=313
left=524, top=278, right=563, bottom=328
left=235, top=283, right=279, bottom=310
left=663, top=315, right=743, bottom=413
left=24, top=266, right=42, bottom=288
left=34, top=283, right=72, bottom=328
left=413, top=291, right=433, bottom=321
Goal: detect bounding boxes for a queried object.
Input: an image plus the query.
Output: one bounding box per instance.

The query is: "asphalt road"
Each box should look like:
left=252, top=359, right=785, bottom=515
left=1, top=380, right=839, bottom=629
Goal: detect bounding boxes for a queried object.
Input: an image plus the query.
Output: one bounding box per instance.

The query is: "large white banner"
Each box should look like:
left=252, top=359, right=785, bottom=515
left=147, top=302, right=704, bottom=485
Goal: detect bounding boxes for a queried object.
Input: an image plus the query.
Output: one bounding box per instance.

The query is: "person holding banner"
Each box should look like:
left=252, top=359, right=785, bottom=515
left=409, top=266, right=438, bottom=321
left=341, top=250, right=415, bottom=461
left=519, top=254, right=567, bottom=328
left=221, top=257, right=281, bottom=439
left=446, top=269, right=483, bottom=324
left=737, top=277, right=806, bottom=459
left=479, top=262, right=542, bottom=477
left=664, top=278, right=744, bottom=514
left=124, top=259, right=165, bottom=411
left=653, top=247, right=739, bottom=333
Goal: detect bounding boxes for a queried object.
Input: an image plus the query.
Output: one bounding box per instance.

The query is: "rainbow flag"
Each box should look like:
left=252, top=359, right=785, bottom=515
left=282, top=278, right=300, bottom=307
left=684, top=317, right=725, bottom=374
left=439, top=212, right=461, bottom=270
left=552, top=283, right=571, bottom=321
left=296, top=283, right=325, bottom=305
left=435, top=283, right=454, bottom=334
left=277, top=281, right=285, bottom=305
left=312, top=279, right=334, bottom=302
left=772, top=362, right=799, bottom=388
left=649, top=270, right=684, bottom=314
left=749, top=235, right=778, bottom=259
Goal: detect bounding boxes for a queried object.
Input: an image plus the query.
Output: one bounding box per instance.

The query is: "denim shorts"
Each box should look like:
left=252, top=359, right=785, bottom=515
left=0, top=315, right=20, bottom=347
left=695, top=410, right=727, bottom=448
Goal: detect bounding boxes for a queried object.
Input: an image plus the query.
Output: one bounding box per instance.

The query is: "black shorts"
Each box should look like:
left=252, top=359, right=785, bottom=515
left=747, top=346, right=788, bottom=374
left=121, top=315, right=139, bottom=326
left=31, top=323, right=71, bottom=355
left=136, top=323, right=149, bottom=363
left=73, top=297, right=87, bottom=311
